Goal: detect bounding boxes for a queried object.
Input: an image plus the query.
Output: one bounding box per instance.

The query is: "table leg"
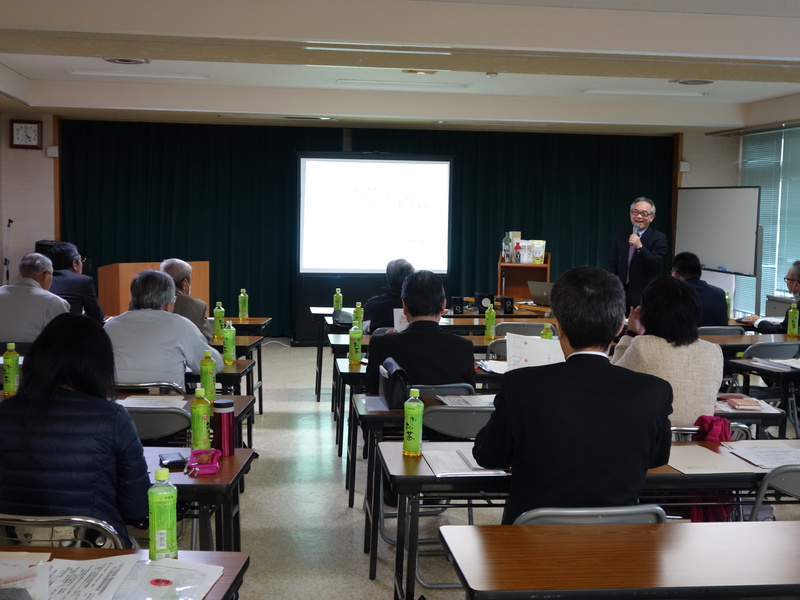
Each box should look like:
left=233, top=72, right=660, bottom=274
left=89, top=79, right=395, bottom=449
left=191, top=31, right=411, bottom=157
left=198, top=504, right=215, bottom=551
left=315, top=321, right=324, bottom=402
left=346, top=397, right=358, bottom=506
left=215, top=488, right=241, bottom=551
left=256, top=343, right=264, bottom=414
left=366, top=431, right=381, bottom=578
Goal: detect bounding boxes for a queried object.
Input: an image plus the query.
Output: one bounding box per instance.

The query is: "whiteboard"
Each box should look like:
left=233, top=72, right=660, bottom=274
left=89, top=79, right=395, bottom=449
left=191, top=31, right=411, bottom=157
left=675, top=187, right=760, bottom=277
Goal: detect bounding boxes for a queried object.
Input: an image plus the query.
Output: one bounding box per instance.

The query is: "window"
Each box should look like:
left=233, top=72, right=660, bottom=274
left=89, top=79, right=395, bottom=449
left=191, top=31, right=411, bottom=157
left=735, top=129, right=800, bottom=314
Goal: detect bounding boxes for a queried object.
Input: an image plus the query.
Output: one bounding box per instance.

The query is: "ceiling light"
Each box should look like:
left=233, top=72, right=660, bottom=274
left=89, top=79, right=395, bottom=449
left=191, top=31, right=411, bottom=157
left=70, top=70, right=209, bottom=80
left=402, top=70, right=438, bottom=75
left=102, top=58, right=150, bottom=65
left=217, top=114, right=339, bottom=121
left=337, top=79, right=468, bottom=89
left=582, top=88, right=707, bottom=97
left=670, top=79, right=714, bottom=85
left=303, top=45, right=451, bottom=56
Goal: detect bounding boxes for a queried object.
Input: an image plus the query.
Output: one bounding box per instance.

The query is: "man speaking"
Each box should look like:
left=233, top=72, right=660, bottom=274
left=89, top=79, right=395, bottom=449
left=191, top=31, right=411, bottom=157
left=607, top=197, right=668, bottom=309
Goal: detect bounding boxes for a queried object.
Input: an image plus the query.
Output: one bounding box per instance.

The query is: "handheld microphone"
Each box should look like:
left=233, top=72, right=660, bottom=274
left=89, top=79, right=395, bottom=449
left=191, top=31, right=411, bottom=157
left=630, top=223, right=640, bottom=245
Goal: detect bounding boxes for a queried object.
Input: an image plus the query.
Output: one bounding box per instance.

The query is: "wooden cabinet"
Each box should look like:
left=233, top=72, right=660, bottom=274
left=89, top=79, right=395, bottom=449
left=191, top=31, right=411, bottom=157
left=496, top=253, right=550, bottom=300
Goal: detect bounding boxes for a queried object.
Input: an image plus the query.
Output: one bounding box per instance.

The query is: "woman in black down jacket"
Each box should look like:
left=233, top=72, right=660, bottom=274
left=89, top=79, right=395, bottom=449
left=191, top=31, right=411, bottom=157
left=0, top=313, right=149, bottom=547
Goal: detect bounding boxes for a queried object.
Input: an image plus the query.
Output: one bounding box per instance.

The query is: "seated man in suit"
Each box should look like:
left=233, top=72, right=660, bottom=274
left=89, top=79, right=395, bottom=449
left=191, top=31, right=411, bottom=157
left=160, top=258, right=213, bottom=342
left=741, top=260, right=800, bottom=333
left=363, top=258, right=415, bottom=333
left=366, top=269, right=475, bottom=394
left=473, top=265, right=673, bottom=525
left=105, top=269, right=221, bottom=388
left=671, top=251, right=728, bottom=326
left=46, top=241, right=104, bottom=323
left=0, top=253, right=69, bottom=343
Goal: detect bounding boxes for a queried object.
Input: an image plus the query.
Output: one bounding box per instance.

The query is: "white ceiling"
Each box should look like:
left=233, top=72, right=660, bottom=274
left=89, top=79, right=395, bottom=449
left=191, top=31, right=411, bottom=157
left=1, top=0, right=800, bottom=133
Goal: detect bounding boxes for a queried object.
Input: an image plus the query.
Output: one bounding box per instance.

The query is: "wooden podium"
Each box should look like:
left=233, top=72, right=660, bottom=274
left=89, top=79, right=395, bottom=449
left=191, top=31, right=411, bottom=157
left=98, top=261, right=210, bottom=317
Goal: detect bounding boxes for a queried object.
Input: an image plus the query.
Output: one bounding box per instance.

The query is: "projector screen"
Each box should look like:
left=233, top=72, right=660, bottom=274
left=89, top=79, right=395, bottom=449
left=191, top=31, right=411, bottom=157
left=299, top=154, right=452, bottom=274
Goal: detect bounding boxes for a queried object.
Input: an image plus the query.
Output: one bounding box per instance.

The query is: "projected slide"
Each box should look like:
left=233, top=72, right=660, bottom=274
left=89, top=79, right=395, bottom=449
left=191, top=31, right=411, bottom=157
left=299, top=155, right=452, bottom=274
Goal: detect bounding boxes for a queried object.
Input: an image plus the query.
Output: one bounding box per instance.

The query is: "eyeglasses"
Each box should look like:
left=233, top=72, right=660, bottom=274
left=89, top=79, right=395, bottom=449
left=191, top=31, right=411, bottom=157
left=784, top=277, right=797, bottom=285
left=630, top=210, right=652, bottom=218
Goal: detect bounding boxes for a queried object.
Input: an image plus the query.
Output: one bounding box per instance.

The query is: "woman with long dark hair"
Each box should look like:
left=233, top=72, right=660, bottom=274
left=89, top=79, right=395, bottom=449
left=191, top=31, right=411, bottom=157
left=0, top=313, right=149, bottom=547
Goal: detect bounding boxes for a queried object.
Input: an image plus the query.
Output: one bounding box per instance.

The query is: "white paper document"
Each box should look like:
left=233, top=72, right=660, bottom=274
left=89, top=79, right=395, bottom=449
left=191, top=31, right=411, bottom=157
left=49, top=555, right=139, bottom=600
left=667, top=445, right=761, bottom=474
left=423, top=447, right=506, bottom=477
left=505, top=333, right=564, bottom=371
left=436, top=394, right=495, bottom=407
left=111, top=559, right=223, bottom=600
left=722, top=440, right=800, bottom=469
left=116, top=396, right=188, bottom=409
left=0, top=562, right=50, bottom=600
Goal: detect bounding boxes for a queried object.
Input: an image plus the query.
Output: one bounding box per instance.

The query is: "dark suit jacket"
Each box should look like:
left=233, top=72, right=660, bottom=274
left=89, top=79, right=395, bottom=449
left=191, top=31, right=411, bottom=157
left=684, top=277, right=728, bottom=327
left=173, top=291, right=213, bottom=342
left=365, top=320, right=476, bottom=394
left=755, top=306, right=791, bottom=334
left=363, top=285, right=402, bottom=333
left=49, top=269, right=104, bottom=322
left=473, top=353, right=673, bottom=524
left=607, top=226, right=668, bottom=308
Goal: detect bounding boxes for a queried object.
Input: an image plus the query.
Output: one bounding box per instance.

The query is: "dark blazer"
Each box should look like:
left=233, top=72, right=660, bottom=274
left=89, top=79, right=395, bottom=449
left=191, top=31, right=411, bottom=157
left=173, top=290, right=213, bottom=342
left=365, top=320, right=476, bottom=394
left=607, top=226, right=668, bottom=309
left=684, top=277, right=728, bottom=327
left=473, top=353, right=673, bottom=524
left=363, top=285, right=402, bottom=333
left=49, top=269, right=104, bottom=322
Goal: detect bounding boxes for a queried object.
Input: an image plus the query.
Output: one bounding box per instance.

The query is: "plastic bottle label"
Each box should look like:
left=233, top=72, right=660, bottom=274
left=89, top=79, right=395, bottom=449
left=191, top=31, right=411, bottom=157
left=200, top=362, right=216, bottom=401
left=3, top=355, right=19, bottom=395
left=191, top=405, right=212, bottom=450
left=403, top=402, right=423, bottom=455
left=238, top=293, right=249, bottom=320
left=348, top=329, right=362, bottom=364
left=223, top=327, right=236, bottom=365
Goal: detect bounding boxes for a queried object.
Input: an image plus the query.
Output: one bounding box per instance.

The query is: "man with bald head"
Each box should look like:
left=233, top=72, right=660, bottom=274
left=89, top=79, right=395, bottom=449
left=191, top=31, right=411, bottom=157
left=0, top=253, right=69, bottom=342
left=160, top=258, right=213, bottom=341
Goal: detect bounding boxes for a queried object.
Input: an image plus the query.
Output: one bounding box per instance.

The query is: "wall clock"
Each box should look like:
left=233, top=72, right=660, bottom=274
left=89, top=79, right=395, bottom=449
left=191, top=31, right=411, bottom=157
left=10, top=120, right=43, bottom=149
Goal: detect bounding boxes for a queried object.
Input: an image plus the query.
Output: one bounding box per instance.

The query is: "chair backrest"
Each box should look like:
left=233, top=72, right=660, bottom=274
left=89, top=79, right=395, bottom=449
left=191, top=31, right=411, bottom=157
left=371, top=327, right=393, bottom=336
left=513, top=504, right=668, bottom=525
left=742, top=342, right=800, bottom=360
left=125, top=406, right=191, bottom=442
left=422, top=405, right=493, bottom=439
left=117, top=381, right=186, bottom=394
left=485, top=338, right=507, bottom=360
left=495, top=322, right=558, bottom=337
left=698, top=326, right=746, bottom=335
left=0, top=513, right=125, bottom=548
left=671, top=422, right=752, bottom=441
left=749, top=464, right=800, bottom=520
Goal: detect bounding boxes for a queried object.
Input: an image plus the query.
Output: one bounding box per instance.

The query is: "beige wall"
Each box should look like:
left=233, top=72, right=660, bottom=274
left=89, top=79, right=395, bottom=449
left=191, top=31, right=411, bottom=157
left=0, top=114, right=56, bottom=283
left=680, top=132, right=741, bottom=188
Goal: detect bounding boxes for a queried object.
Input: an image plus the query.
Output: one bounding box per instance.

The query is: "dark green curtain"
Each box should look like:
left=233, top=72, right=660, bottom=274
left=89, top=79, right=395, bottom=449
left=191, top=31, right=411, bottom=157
left=60, top=121, right=673, bottom=337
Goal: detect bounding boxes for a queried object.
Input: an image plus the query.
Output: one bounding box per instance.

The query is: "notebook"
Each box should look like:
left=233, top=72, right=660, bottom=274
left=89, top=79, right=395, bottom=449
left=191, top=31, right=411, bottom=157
left=527, top=281, right=553, bottom=306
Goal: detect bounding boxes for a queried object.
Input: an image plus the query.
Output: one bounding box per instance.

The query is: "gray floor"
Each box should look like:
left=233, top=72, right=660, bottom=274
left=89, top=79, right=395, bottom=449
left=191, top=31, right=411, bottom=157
left=235, top=339, right=484, bottom=599
left=148, top=339, right=799, bottom=599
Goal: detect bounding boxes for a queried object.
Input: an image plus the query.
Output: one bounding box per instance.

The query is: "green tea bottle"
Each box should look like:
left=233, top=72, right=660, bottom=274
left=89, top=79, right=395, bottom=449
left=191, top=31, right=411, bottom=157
left=789, top=303, right=799, bottom=336
left=223, top=319, right=236, bottom=366
left=3, top=343, right=19, bottom=398
left=725, top=291, right=731, bottom=321
left=348, top=322, right=362, bottom=365
left=484, top=304, right=496, bottom=339
left=353, top=301, right=364, bottom=330
left=148, top=468, right=178, bottom=560
left=403, top=388, right=423, bottom=457
left=238, top=289, right=249, bottom=320
left=333, top=287, right=343, bottom=311
left=541, top=323, right=554, bottom=339
left=213, top=301, right=225, bottom=341
left=191, top=388, right=212, bottom=451
left=200, top=350, right=216, bottom=401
